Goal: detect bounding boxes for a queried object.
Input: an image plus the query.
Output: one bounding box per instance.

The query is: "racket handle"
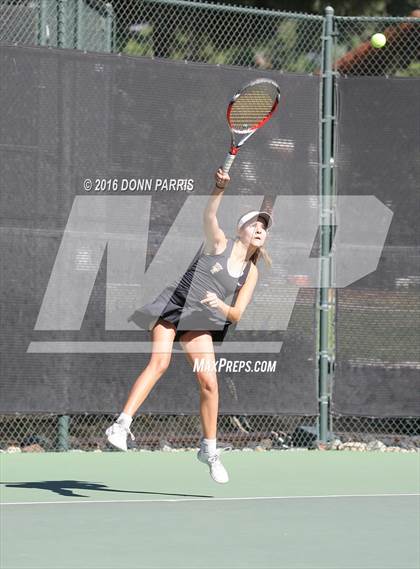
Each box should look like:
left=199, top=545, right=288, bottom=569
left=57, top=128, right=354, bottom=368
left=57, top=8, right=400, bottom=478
left=222, top=153, right=236, bottom=174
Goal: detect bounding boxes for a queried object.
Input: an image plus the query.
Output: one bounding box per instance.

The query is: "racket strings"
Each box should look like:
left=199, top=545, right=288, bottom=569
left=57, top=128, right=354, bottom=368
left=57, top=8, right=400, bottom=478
left=229, top=83, right=278, bottom=132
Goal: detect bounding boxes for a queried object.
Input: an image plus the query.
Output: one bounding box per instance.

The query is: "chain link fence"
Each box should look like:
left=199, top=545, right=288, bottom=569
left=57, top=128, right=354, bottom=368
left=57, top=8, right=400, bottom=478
left=0, top=0, right=324, bottom=70
left=1, top=0, right=419, bottom=451
left=1, top=413, right=419, bottom=452
left=1, top=1, right=418, bottom=74
left=330, top=11, right=420, bottom=445
left=334, top=12, right=420, bottom=76
left=1, top=414, right=322, bottom=452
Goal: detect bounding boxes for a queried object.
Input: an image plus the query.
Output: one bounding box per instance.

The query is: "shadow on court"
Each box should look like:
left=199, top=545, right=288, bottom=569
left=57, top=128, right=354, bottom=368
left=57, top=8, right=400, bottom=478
left=1, top=480, right=213, bottom=499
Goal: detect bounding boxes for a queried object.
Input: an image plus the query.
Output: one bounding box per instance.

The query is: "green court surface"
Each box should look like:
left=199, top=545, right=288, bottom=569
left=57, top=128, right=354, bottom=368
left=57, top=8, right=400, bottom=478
left=1, top=451, right=419, bottom=569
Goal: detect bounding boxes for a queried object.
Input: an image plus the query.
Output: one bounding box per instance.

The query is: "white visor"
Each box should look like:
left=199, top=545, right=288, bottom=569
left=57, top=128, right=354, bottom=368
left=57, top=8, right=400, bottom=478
left=237, top=210, right=273, bottom=231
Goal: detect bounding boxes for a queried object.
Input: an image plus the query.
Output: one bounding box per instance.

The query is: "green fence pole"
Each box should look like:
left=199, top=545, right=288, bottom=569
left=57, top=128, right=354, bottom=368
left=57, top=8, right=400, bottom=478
left=105, top=3, right=114, bottom=53
left=57, top=415, right=70, bottom=451
left=76, top=0, right=84, bottom=50
left=58, top=0, right=68, bottom=49
left=318, top=5, right=335, bottom=443
left=38, top=0, right=48, bottom=46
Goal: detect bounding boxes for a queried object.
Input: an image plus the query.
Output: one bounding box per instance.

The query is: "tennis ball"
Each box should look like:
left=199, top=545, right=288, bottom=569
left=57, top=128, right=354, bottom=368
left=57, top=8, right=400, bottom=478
left=371, top=33, right=386, bottom=48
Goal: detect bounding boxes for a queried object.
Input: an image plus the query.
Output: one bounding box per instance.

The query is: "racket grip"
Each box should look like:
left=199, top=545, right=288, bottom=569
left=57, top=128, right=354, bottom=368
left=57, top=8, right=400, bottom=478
left=222, top=153, right=236, bottom=174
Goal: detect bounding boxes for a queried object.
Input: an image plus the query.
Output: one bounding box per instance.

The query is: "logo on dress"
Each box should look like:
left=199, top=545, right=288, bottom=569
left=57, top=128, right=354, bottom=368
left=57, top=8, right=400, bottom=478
left=210, top=262, right=223, bottom=274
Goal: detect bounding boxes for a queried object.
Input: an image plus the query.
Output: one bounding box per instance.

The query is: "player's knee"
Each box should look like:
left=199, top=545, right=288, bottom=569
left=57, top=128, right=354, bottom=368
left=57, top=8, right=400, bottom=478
left=197, top=372, right=218, bottom=395
left=149, top=356, right=171, bottom=376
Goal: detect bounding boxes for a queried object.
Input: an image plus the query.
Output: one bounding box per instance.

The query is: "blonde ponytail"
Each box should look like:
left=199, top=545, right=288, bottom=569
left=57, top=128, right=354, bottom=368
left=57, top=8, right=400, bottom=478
left=249, top=245, right=272, bottom=268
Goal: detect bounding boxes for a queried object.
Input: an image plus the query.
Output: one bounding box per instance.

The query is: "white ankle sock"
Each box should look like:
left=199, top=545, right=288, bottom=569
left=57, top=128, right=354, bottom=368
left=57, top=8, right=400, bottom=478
left=202, top=438, right=217, bottom=455
left=117, top=412, right=132, bottom=429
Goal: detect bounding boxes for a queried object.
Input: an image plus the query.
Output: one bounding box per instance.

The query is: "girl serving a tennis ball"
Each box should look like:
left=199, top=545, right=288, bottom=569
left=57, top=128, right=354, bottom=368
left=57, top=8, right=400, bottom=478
left=105, top=167, right=272, bottom=484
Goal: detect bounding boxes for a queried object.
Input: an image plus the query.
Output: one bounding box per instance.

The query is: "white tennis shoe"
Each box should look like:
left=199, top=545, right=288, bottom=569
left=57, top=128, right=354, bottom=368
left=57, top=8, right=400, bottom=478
left=105, top=422, right=135, bottom=451
left=197, top=448, right=230, bottom=484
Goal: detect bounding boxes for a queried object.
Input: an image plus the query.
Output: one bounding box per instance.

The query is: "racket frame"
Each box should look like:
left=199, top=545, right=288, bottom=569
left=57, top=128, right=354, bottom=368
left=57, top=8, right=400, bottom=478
left=223, top=78, right=280, bottom=173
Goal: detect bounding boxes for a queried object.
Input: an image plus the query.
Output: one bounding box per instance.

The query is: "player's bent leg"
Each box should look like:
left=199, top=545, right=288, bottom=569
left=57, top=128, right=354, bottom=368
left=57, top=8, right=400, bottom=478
left=180, top=331, right=229, bottom=484
left=106, top=319, right=176, bottom=451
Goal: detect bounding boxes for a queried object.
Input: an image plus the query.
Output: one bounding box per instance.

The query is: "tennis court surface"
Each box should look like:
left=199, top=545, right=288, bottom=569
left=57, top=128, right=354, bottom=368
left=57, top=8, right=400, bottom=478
left=1, top=451, right=419, bottom=569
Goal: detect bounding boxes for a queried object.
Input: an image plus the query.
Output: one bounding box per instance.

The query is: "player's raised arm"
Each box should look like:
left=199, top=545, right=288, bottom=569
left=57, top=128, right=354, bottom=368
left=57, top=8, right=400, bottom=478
left=202, top=168, right=230, bottom=251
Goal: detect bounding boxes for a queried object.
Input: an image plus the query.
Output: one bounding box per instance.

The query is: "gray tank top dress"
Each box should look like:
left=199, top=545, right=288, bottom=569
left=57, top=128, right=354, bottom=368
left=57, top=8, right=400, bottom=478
left=129, top=237, right=252, bottom=343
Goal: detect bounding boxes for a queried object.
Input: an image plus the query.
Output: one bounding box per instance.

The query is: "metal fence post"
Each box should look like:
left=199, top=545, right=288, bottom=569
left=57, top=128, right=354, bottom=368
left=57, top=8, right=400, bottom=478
left=57, top=415, right=70, bottom=451
left=58, top=0, right=69, bottom=49
left=38, top=0, right=49, bottom=46
left=105, top=3, right=114, bottom=53
left=76, top=0, right=84, bottom=50
left=318, top=5, right=335, bottom=443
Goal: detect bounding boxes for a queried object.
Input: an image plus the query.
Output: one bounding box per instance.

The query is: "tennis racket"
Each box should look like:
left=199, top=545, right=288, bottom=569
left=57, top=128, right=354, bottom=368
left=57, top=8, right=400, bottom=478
left=223, top=78, right=280, bottom=173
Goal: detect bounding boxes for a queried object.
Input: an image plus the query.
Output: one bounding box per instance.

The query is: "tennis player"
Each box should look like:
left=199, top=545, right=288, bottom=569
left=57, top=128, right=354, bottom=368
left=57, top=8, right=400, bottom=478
left=106, top=167, right=272, bottom=483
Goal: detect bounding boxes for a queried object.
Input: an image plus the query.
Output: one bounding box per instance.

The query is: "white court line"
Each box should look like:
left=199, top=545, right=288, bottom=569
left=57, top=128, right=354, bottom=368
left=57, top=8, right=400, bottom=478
left=1, top=493, right=419, bottom=506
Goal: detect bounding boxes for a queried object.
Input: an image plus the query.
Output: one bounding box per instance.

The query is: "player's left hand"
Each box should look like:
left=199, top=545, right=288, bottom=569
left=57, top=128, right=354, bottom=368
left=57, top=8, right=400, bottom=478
left=201, top=291, right=223, bottom=309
